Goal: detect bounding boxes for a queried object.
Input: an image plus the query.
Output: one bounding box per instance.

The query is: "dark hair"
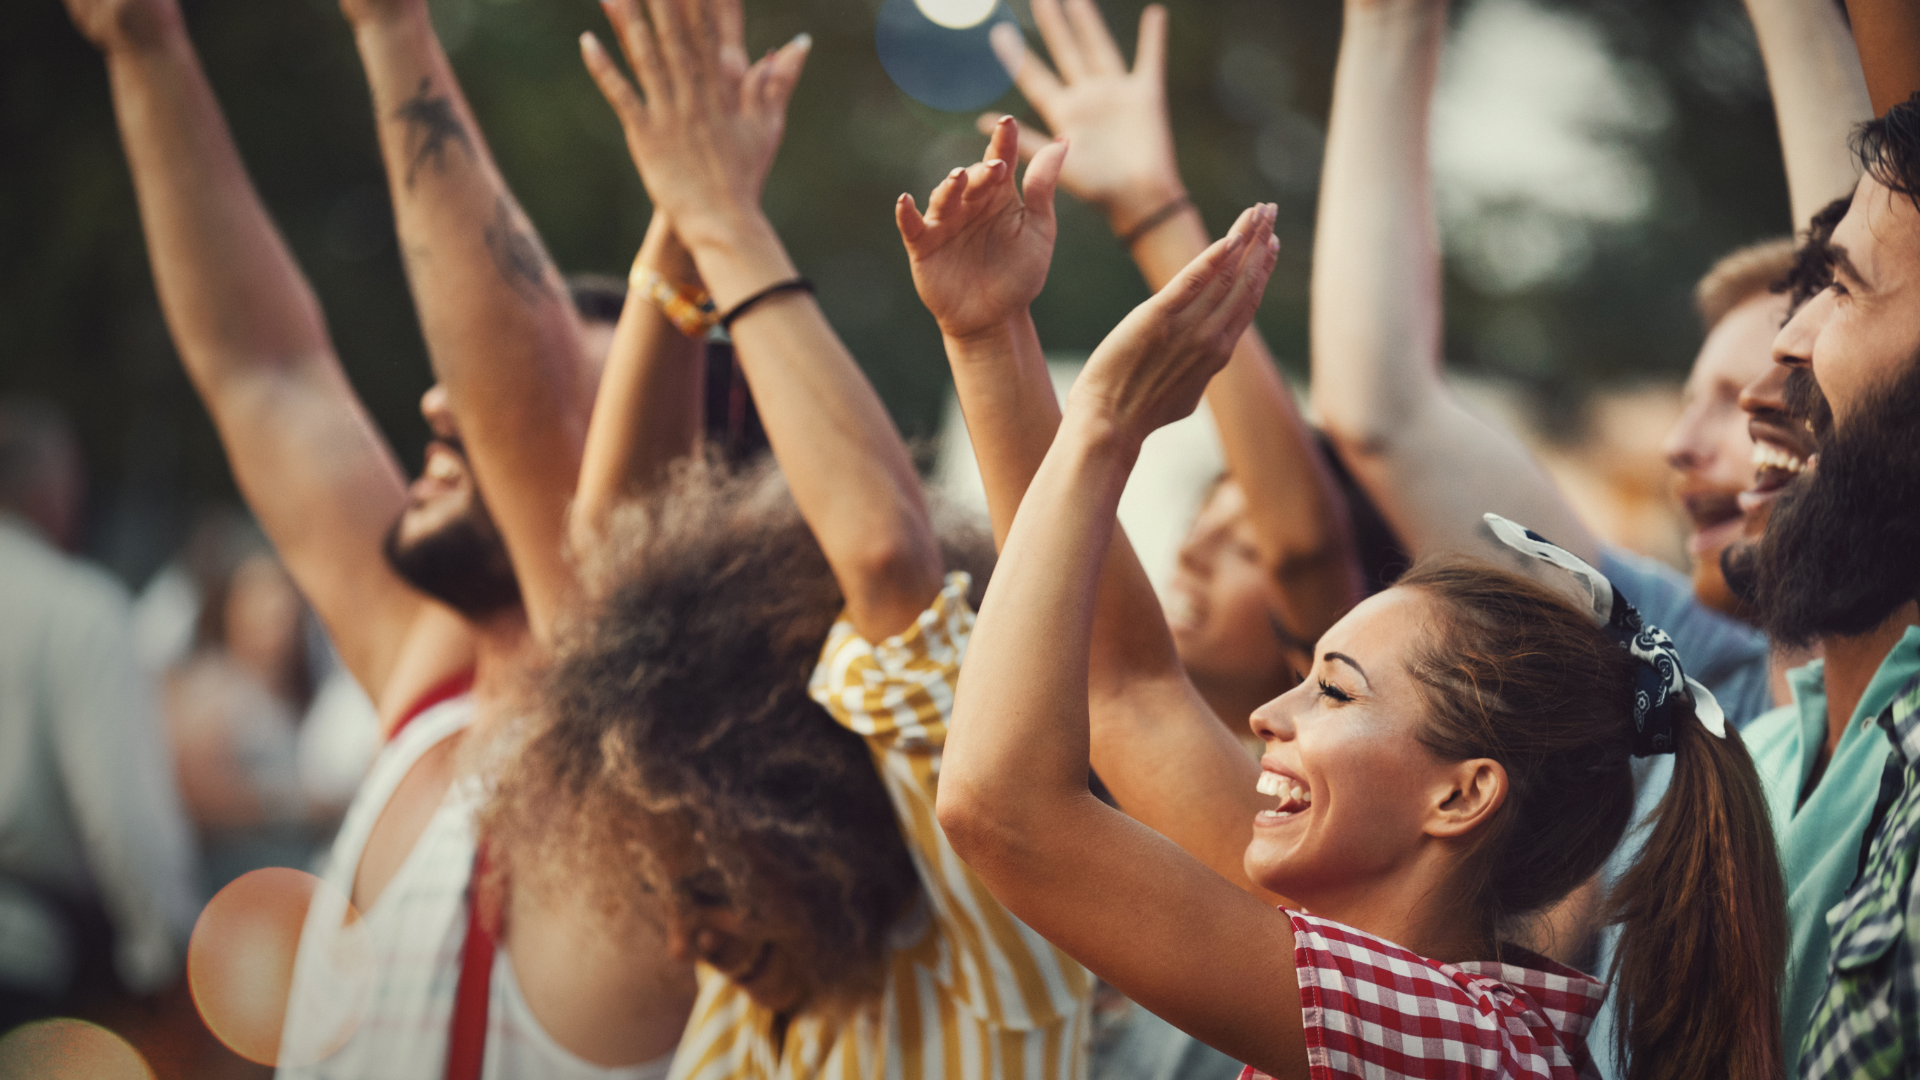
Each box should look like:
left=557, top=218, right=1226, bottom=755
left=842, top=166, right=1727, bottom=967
left=1396, top=559, right=1785, bottom=1080
left=1775, top=195, right=1852, bottom=316
left=1314, top=431, right=1407, bottom=593
left=485, top=457, right=990, bottom=1001
left=566, top=273, right=628, bottom=326
left=1854, top=92, right=1920, bottom=205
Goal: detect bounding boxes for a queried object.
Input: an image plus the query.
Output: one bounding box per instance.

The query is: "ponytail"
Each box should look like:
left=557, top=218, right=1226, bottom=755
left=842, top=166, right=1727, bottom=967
left=1608, top=708, right=1787, bottom=1080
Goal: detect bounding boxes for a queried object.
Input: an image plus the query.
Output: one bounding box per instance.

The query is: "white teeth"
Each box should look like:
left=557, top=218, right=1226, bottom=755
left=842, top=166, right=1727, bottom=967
left=427, top=454, right=460, bottom=482
left=1751, top=441, right=1806, bottom=474
left=1257, top=772, right=1312, bottom=809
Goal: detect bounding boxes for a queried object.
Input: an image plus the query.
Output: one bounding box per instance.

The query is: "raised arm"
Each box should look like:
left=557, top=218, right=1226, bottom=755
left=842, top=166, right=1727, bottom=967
left=584, top=0, right=942, bottom=640
left=1309, top=0, right=1598, bottom=564
left=63, top=0, right=468, bottom=714
left=936, top=213, right=1309, bottom=1076
left=344, top=0, right=596, bottom=640
left=898, top=121, right=1272, bottom=895
left=1842, top=0, right=1920, bottom=116
left=1744, top=0, right=1871, bottom=228
left=570, top=213, right=706, bottom=554
left=991, top=0, right=1363, bottom=641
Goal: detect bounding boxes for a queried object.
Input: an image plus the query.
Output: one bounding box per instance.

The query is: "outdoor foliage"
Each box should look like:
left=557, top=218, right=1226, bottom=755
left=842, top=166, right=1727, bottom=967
left=0, top=0, right=1795, bottom=583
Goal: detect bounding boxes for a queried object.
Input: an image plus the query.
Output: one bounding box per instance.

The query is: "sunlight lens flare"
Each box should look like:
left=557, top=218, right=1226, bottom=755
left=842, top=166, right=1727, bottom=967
left=0, top=1019, right=154, bottom=1080
left=876, top=0, right=1017, bottom=112
left=186, top=867, right=372, bottom=1067
left=913, top=0, right=997, bottom=29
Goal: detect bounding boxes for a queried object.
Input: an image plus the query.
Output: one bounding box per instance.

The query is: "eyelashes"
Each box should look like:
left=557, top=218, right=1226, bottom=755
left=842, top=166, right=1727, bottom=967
left=1316, top=679, right=1352, bottom=704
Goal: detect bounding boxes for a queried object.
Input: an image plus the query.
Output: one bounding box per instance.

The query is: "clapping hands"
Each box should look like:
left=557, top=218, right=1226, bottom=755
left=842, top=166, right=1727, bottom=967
left=1070, top=205, right=1279, bottom=441
left=581, top=0, right=811, bottom=252
left=896, top=117, right=1069, bottom=342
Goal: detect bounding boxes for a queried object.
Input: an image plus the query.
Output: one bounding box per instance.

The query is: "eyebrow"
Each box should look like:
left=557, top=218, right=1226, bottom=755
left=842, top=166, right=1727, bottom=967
left=1323, top=652, right=1369, bottom=686
left=1829, top=243, right=1866, bottom=289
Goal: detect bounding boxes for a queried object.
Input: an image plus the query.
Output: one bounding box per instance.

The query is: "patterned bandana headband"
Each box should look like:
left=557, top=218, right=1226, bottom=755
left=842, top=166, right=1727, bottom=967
left=1483, top=514, right=1727, bottom=755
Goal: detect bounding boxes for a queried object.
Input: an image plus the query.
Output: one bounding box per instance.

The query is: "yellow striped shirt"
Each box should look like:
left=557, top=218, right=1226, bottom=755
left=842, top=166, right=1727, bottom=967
left=666, top=573, right=1092, bottom=1080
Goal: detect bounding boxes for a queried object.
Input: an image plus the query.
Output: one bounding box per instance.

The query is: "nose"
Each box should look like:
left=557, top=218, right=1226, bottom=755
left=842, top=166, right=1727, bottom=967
left=1662, top=399, right=1709, bottom=473
left=1770, top=290, right=1823, bottom=372
left=1739, top=362, right=1792, bottom=421
left=1249, top=685, right=1301, bottom=743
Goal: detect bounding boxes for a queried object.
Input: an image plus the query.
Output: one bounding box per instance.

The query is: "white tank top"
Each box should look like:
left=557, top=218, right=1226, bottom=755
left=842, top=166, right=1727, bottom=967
left=277, top=693, right=671, bottom=1080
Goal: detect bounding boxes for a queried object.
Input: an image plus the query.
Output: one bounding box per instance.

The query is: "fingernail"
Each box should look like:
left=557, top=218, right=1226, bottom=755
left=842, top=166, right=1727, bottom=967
left=791, top=32, right=812, bottom=50
left=950, top=167, right=965, bottom=178
left=1268, top=235, right=1280, bottom=252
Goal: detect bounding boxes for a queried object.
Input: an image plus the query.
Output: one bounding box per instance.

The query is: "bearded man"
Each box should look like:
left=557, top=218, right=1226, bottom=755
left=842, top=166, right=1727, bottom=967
left=1720, top=98, right=1920, bottom=1074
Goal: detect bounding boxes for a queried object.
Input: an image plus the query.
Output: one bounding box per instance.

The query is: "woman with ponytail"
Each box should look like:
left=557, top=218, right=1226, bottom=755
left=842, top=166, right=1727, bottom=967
left=931, top=213, right=1788, bottom=1076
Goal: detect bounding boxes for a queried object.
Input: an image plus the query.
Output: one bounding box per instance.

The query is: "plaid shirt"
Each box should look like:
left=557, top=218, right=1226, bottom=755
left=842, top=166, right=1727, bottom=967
left=1800, top=674, right=1920, bottom=1079
left=1241, top=912, right=1604, bottom=1080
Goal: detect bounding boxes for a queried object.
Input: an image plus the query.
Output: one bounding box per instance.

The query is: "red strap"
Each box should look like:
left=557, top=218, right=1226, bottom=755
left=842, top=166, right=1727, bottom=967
left=445, top=843, right=498, bottom=1080
left=389, top=668, right=477, bottom=744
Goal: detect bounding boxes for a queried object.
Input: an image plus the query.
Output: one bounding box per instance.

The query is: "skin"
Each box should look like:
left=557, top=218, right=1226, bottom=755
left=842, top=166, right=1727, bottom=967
left=900, top=118, right=1281, bottom=899
left=1660, top=0, right=1866, bottom=623
left=63, top=0, right=705, bottom=1062
left=579, top=0, right=945, bottom=1013
left=1168, top=479, right=1310, bottom=732
left=935, top=215, right=1510, bottom=1078
left=987, top=0, right=1364, bottom=724
left=1840, top=0, right=1920, bottom=116
left=1666, top=292, right=1789, bottom=616
left=1761, top=174, right=1920, bottom=760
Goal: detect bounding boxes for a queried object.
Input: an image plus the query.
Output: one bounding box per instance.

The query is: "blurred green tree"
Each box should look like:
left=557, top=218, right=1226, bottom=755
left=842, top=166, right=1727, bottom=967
left=0, top=0, right=1797, bottom=583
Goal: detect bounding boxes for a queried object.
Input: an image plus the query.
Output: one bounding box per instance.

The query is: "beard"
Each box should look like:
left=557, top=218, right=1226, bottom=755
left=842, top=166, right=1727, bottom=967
left=1733, top=362, right=1920, bottom=647
left=382, top=488, right=522, bottom=620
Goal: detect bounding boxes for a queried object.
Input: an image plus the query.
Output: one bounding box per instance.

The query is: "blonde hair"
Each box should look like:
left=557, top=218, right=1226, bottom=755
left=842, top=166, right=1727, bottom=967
left=1693, top=239, right=1795, bottom=330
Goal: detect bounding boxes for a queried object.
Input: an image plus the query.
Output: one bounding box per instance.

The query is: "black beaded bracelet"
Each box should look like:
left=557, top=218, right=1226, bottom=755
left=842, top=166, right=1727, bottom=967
left=1117, top=195, right=1194, bottom=248
left=718, top=277, right=816, bottom=332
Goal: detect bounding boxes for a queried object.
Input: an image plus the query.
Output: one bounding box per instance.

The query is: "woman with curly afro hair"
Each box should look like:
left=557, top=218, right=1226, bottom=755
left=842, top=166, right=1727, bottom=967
left=483, top=0, right=1089, bottom=1076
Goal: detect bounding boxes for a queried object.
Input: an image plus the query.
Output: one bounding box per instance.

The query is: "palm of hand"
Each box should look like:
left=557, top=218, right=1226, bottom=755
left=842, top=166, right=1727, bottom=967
left=908, top=180, right=1053, bottom=339
left=1075, top=204, right=1278, bottom=438
left=1036, top=78, right=1176, bottom=209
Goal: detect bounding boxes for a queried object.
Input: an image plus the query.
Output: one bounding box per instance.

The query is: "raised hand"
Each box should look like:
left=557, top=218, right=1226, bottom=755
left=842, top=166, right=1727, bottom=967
left=986, top=0, right=1183, bottom=234
left=1070, top=204, right=1279, bottom=442
left=64, top=0, right=181, bottom=52
left=582, top=0, right=810, bottom=252
left=896, top=117, right=1068, bottom=342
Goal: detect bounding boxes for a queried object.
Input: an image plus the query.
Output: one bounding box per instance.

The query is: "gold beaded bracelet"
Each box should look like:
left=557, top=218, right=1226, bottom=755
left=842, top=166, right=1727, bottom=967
left=630, top=259, right=717, bottom=339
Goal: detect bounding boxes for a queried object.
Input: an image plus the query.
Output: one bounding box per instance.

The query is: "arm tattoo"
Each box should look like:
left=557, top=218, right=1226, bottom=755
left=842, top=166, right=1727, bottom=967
left=484, top=196, right=556, bottom=305
left=394, top=77, right=473, bottom=189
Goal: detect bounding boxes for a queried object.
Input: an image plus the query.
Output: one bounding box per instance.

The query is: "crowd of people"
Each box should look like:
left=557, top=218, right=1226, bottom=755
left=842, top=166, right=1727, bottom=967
left=11, top=0, right=1920, bottom=1075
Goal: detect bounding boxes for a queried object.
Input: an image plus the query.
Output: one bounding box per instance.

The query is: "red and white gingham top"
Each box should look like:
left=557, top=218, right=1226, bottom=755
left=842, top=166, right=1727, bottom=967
left=1239, top=911, right=1605, bottom=1080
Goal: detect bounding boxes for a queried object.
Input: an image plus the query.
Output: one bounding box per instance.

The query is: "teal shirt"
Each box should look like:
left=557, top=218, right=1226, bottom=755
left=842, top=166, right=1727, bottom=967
left=1747, top=627, right=1920, bottom=1072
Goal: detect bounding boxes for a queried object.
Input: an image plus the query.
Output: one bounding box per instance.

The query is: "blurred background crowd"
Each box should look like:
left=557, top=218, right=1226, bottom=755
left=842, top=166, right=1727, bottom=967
left=0, top=0, right=1824, bottom=1074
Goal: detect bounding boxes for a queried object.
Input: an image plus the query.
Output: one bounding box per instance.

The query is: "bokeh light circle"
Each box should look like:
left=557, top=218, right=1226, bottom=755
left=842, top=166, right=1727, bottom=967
left=914, top=0, right=998, bottom=30
left=876, top=0, right=1017, bottom=113
left=187, top=867, right=372, bottom=1067
left=0, top=1019, right=154, bottom=1080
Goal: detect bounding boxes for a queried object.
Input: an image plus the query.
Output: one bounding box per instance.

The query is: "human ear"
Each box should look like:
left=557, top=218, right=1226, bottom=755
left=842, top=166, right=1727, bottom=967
left=1425, top=759, right=1507, bottom=839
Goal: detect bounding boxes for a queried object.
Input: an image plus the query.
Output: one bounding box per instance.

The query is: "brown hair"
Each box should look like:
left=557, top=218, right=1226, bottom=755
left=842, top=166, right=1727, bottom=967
left=1694, top=239, right=1796, bottom=330
left=1397, top=558, right=1785, bottom=1080
left=483, top=456, right=992, bottom=1002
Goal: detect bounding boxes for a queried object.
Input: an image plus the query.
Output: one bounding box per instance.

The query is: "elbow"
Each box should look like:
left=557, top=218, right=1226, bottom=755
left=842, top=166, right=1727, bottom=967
left=840, top=522, right=947, bottom=634
left=934, top=777, right=998, bottom=864
left=1317, top=410, right=1399, bottom=462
